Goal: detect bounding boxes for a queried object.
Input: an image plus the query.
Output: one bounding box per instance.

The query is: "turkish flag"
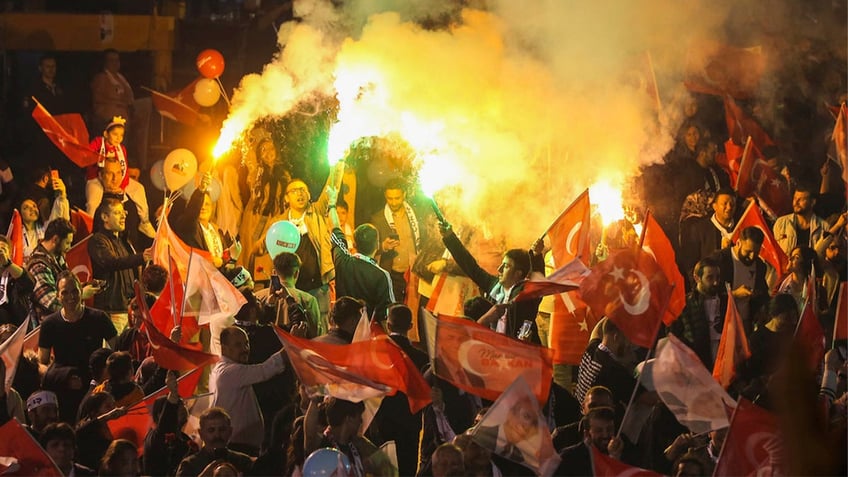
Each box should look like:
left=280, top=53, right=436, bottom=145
left=591, top=446, right=662, bottom=477
left=795, top=297, right=825, bottom=373
left=23, top=326, right=40, bottom=353
left=714, top=398, right=783, bottom=476
left=0, top=418, right=62, bottom=476
left=425, top=312, right=554, bottom=403
left=69, top=208, right=94, bottom=240
left=642, top=212, right=685, bottom=326
left=30, top=100, right=100, bottom=168
left=730, top=200, right=789, bottom=276
left=141, top=318, right=217, bottom=372
left=6, top=210, right=23, bottom=267
left=735, top=137, right=791, bottom=218
left=721, top=138, right=744, bottom=187
left=684, top=42, right=766, bottom=99
left=152, top=203, right=246, bottom=325
left=107, top=402, right=152, bottom=454
left=149, top=255, right=201, bottom=346
left=276, top=327, right=431, bottom=413
left=150, top=79, right=203, bottom=127
left=579, top=248, right=672, bottom=348
left=545, top=189, right=592, bottom=268
left=834, top=282, right=847, bottom=341
left=724, top=96, right=775, bottom=149
left=549, top=290, right=597, bottom=365
left=712, top=291, right=751, bottom=388
left=513, top=257, right=588, bottom=302
left=833, top=104, right=848, bottom=185
left=65, top=235, right=93, bottom=284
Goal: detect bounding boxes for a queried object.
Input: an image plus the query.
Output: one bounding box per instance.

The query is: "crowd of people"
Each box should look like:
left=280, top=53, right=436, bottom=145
left=0, top=17, right=846, bottom=477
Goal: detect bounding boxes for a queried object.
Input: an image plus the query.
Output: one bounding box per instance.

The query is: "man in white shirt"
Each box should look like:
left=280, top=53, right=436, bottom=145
left=209, top=326, right=287, bottom=456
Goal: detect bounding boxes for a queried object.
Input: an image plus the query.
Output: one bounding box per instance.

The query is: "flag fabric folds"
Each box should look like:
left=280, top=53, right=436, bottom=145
left=730, top=200, right=789, bottom=277
left=6, top=210, right=23, bottom=267
left=422, top=311, right=554, bottom=403
left=832, top=103, right=847, bottom=185
left=275, top=327, right=431, bottom=413
left=65, top=235, right=93, bottom=284
left=149, top=79, right=203, bottom=127
left=549, top=290, right=597, bottom=365
left=513, top=257, right=588, bottom=302
left=149, top=255, right=201, bottom=346
left=579, top=248, right=672, bottom=348
left=590, top=446, right=662, bottom=477
left=544, top=189, right=592, bottom=267
left=152, top=203, right=246, bottom=326
left=834, top=282, right=847, bottom=342
left=69, top=208, right=94, bottom=239
left=30, top=100, right=100, bottom=168
left=470, top=377, right=561, bottom=477
left=684, top=42, right=766, bottom=99
left=735, top=138, right=791, bottom=218
left=724, top=96, right=775, bottom=149
left=712, top=290, right=751, bottom=388
left=0, top=418, right=62, bottom=476
left=652, top=335, right=735, bottom=434
left=794, top=296, right=825, bottom=373
left=0, top=320, right=27, bottom=392
left=642, top=212, right=685, bottom=326
left=714, top=398, right=783, bottom=476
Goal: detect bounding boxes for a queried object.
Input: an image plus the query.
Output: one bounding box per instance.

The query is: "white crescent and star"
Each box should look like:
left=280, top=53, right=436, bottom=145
left=619, top=270, right=652, bottom=316
left=565, top=221, right=583, bottom=257
left=457, top=339, right=501, bottom=376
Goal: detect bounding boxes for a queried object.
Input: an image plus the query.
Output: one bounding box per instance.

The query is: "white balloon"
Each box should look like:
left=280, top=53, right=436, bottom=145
left=193, top=78, right=221, bottom=107
left=163, top=148, right=198, bottom=191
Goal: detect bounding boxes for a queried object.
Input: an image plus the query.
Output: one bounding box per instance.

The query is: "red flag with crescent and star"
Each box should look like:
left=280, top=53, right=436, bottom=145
left=0, top=418, right=62, bottom=476
left=735, top=137, right=791, bottom=218
left=684, top=42, right=766, bottom=99
left=714, top=398, right=783, bottom=476
left=712, top=289, right=751, bottom=389
left=591, top=445, right=662, bottom=477
left=426, top=312, right=554, bottom=403
left=275, top=327, right=431, bottom=413
left=545, top=189, right=592, bottom=268
left=642, top=212, right=685, bottom=326
left=730, top=200, right=788, bottom=276
left=65, top=235, right=93, bottom=284
left=149, top=79, right=203, bottom=127
left=579, top=248, right=672, bottom=348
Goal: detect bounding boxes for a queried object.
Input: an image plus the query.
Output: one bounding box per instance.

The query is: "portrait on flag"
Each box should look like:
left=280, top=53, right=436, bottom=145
left=470, top=377, right=560, bottom=477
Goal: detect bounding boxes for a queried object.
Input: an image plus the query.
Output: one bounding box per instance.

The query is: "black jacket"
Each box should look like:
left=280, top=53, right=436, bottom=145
left=88, top=231, right=144, bottom=312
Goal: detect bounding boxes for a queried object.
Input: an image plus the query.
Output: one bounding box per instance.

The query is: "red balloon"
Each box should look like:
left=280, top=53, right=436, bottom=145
left=196, top=49, right=225, bottom=79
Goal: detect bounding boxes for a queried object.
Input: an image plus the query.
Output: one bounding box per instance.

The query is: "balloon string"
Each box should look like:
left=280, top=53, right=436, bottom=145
left=215, top=77, right=231, bottom=107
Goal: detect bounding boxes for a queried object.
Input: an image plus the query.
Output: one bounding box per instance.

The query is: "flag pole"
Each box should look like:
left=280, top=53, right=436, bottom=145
left=615, top=281, right=675, bottom=440
left=167, top=245, right=177, bottom=328
left=712, top=400, right=741, bottom=473
left=180, top=248, right=194, bottom=328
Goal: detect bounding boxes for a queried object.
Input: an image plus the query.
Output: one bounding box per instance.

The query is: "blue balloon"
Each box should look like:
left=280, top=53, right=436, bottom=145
left=149, top=160, right=166, bottom=191
left=303, top=448, right=351, bottom=477
left=265, top=220, right=301, bottom=258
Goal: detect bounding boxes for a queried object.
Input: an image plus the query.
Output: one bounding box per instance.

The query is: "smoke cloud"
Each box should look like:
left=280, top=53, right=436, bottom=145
left=217, top=0, right=839, bottom=247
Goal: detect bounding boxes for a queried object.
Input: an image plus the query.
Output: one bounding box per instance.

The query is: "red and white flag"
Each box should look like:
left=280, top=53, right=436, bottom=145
left=714, top=398, right=783, bottom=476
left=65, top=235, right=93, bottom=284
left=276, top=327, right=431, bottom=413
left=653, top=335, right=735, bottom=434
left=0, top=418, right=62, bottom=476
left=137, top=299, right=217, bottom=372
left=730, top=200, right=788, bottom=276
left=544, top=189, right=592, bottom=268
left=6, top=210, right=23, bottom=267
left=832, top=103, right=848, bottom=185
left=425, top=273, right=480, bottom=317
left=23, top=326, right=40, bottom=353
left=149, top=255, right=201, bottom=346
left=152, top=203, right=246, bottom=325
left=549, top=290, right=597, bottom=365
left=579, top=248, right=672, bottom=348
left=834, top=282, right=847, bottom=342
left=149, top=79, right=203, bottom=127
left=69, top=208, right=94, bottom=240
left=712, top=290, right=751, bottom=388
left=30, top=100, right=100, bottom=168
left=735, top=138, right=791, bottom=218
left=721, top=138, right=744, bottom=187
left=794, top=296, right=825, bottom=373
left=422, top=310, right=554, bottom=403
left=591, top=446, right=662, bottom=477
left=642, top=212, right=685, bottom=326
left=470, top=377, right=561, bottom=477
left=0, top=320, right=27, bottom=392
left=513, top=257, right=588, bottom=302
left=684, top=42, right=766, bottom=99
left=724, top=96, right=775, bottom=149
